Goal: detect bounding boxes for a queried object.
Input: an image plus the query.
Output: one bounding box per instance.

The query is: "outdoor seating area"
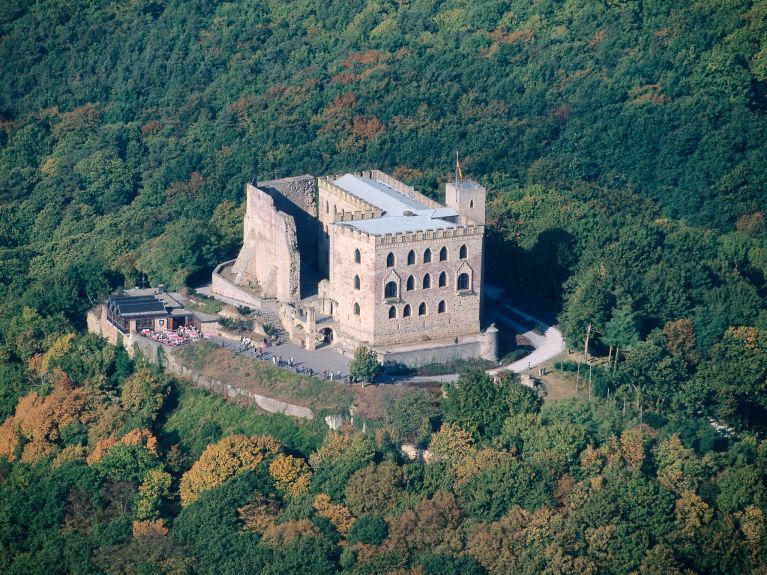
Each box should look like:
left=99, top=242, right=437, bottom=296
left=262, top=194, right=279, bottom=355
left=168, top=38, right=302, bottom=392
left=140, top=325, right=206, bottom=347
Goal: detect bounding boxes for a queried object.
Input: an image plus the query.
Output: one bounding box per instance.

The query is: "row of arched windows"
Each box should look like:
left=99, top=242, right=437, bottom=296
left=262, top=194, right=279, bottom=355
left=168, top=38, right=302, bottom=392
left=353, top=301, right=447, bottom=318
left=383, top=273, right=470, bottom=299
left=384, top=245, right=467, bottom=268
left=388, top=301, right=446, bottom=319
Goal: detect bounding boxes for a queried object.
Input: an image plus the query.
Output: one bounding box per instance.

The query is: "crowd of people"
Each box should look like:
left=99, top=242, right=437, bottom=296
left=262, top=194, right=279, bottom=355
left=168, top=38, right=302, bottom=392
left=232, top=336, right=350, bottom=383
left=140, top=324, right=205, bottom=346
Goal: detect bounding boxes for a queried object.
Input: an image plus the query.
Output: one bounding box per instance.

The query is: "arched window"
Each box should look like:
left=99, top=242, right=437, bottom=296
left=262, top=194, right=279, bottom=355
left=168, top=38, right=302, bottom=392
left=422, top=273, right=431, bottom=289
left=353, top=302, right=360, bottom=315
left=403, top=304, right=411, bottom=317
left=438, top=271, right=447, bottom=287
left=354, top=275, right=360, bottom=290
left=407, top=250, right=415, bottom=265
left=354, top=249, right=361, bottom=264
left=457, top=273, right=470, bottom=291
left=386, top=252, right=395, bottom=267
left=384, top=281, right=398, bottom=299
left=388, top=306, right=396, bottom=319
left=469, top=199, right=474, bottom=208
left=439, top=246, right=448, bottom=261
left=438, top=300, right=446, bottom=313
left=423, top=248, right=432, bottom=263
left=418, top=302, right=427, bottom=316
left=325, top=200, right=329, bottom=214
left=459, top=244, right=467, bottom=259
left=406, top=275, right=414, bottom=291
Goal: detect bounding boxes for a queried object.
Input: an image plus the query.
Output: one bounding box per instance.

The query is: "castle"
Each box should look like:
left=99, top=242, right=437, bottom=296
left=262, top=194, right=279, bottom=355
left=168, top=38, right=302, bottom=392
left=212, top=170, right=498, bottom=367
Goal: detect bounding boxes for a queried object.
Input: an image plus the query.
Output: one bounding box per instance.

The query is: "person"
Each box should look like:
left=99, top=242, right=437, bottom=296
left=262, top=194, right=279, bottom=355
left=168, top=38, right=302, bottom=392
left=308, top=367, right=313, bottom=377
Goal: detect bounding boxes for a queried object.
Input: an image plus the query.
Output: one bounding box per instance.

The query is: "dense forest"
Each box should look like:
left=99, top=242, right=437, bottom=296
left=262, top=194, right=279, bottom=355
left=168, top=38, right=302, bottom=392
left=1, top=0, right=766, bottom=573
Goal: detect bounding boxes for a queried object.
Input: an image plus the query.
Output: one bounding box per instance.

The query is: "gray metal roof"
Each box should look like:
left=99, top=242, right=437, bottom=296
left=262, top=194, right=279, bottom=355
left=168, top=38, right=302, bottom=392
left=337, top=215, right=459, bottom=235
left=108, top=295, right=168, bottom=317
left=333, top=174, right=427, bottom=216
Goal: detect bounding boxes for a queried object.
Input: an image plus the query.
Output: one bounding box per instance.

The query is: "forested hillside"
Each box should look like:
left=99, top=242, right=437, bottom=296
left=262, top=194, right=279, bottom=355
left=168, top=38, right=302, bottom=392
left=1, top=0, right=766, bottom=573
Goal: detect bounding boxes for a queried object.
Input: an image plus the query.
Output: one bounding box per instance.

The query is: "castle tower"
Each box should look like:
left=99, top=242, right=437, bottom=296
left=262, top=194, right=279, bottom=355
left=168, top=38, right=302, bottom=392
left=445, top=179, right=486, bottom=225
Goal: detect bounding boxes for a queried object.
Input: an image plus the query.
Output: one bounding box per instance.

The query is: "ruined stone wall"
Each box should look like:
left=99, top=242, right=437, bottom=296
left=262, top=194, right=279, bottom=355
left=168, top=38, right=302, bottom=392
left=258, top=176, right=320, bottom=293
left=257, top=175, right=316, bottom=217
left=230, top=184, right=300, bottom=303
left=164, top=353, right=314, bottom=419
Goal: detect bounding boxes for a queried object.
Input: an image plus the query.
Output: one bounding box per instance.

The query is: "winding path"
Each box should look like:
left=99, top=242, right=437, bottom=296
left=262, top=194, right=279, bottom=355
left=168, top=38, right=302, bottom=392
left=398, top=304, right=565, bottom=384
left=489, top=305, right=566, bottom=375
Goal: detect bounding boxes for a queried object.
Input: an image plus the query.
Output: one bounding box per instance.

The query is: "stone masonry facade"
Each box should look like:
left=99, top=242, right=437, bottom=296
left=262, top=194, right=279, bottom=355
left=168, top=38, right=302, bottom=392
left=213, top=169, right=497, bottom=363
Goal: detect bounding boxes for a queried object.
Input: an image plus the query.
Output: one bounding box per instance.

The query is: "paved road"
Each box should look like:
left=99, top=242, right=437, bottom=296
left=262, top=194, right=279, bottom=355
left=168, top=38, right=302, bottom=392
left=209, top=335, right=351, bottom=380
left=194, top=283, right=564, bottom=386
left=489, top=306, right=566, bottom=375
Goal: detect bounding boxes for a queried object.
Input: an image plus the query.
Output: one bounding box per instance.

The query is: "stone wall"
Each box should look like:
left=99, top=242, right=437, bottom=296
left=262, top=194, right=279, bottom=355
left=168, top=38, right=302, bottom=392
left=211, top=261, right=266, bottom=309
left=372, top=229, right=483, bottom=346
left=258, top=175, right=322, bottom=296
left=164, top=353, right=314, bottom=419
left=328, top=223, right=484, bottom=347
left=230, top=184, right=301, bottom=303
left=379, top=339, right=483, bottom=368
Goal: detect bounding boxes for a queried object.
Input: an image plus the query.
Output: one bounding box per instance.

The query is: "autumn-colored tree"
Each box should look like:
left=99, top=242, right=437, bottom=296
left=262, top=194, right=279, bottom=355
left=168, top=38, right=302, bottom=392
left=663, top=318, right=700, bottom=365
left=87, top=437, right=119, bottom=464
left=428, top=423, right=475, bottom=467
left=674, top=489, right=712, bottom=539
left=260, top=519, right=320, bottom=547
left=313, top=493, right=354, bottom=535
left=132, top=519, right=168, bottom=538
left=344, top=461, right=405, bottom=517
left=269, top=453, right=311, bottom=498
left=179, top=434, right=280, bottom=506
left=26, top=332, right=76, bottom=380
left=238, top=494, right=282, bottom=534
left=120, top=368, right=169, bottom=426
left=0, top=416, right=20, bottom=461
left=14, top=371, right=83, bottom=445
left=653, top=435, right=703, bottom=494
left=386, top=491, right=465, bottom=559
left=136, top=468, right=172, bottom=521
left=121, top=428, right=159, bottom=455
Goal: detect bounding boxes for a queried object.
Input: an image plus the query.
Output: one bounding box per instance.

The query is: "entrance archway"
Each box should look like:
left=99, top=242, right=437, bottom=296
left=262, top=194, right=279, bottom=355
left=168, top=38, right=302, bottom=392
left=319, top=327, right=334, bottom=347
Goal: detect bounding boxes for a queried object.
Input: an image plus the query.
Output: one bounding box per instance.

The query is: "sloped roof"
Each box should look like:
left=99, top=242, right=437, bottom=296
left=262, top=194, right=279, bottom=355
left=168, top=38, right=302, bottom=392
left=333, top=174, right=427, bottom=216
left=107, top=295, right=168, bottom=317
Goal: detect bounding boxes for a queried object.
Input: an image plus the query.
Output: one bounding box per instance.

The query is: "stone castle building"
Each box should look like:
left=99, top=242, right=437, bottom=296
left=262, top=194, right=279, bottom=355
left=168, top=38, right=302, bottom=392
left=212, top=170, right=497, bottom=366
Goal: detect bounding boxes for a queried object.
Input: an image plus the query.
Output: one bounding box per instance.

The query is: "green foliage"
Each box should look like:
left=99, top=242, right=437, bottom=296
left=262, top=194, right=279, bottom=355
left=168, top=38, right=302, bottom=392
left=349, top=346, right=381, bottom=382
left=173, top=470, right=270, bottom=574
left=0, top=0, right=766, bottom=572
left=443, top=369, right=538, bottom=440
left=217, top=316, right=254, bottom=332
left=348, top=515, right=388, bottom=545
left=159, top=381, right=325, bottom=461
left=384, top=388, right=441, bottom=443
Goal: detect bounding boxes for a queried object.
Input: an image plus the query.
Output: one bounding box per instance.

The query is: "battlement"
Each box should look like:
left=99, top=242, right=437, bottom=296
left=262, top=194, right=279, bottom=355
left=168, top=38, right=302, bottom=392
left=332, top=208, right=383, bottom=222
left=318, top=176, right=376, bottom=213
left=374, top=223, right=484, bottom=246
left=332, top=218, right=483, bottom=245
